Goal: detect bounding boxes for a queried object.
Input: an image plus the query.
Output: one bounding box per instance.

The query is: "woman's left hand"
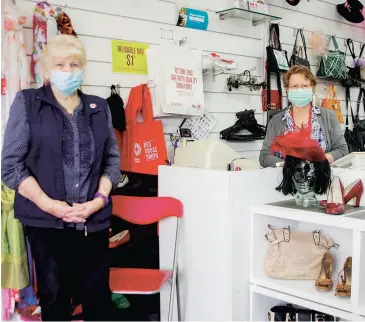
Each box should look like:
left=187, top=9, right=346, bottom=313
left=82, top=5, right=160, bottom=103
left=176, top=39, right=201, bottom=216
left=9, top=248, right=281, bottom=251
left=62, top=199, right=105, bottom=223
left=325, top=153, right=334, bottom=164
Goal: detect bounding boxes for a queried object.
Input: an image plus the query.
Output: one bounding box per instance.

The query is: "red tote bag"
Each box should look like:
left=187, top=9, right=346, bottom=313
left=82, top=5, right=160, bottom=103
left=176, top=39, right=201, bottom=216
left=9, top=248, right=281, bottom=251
left=121, top=84, right=167, bottom=175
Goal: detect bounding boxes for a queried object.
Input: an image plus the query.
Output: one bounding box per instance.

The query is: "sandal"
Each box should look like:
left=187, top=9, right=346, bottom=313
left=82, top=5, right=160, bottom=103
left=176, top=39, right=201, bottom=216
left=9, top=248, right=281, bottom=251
left=315, top=252, right=333, bottom=291
left=335, top=256, right=352, bottom=297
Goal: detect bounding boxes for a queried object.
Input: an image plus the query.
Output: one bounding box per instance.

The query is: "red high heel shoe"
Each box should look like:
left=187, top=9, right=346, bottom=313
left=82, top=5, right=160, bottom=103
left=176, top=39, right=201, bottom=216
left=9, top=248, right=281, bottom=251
left=344, top=179, right=363, bottom=206
left=326, top=176, right=345, bottom=215
left=320, top=179, right=363, bottom=207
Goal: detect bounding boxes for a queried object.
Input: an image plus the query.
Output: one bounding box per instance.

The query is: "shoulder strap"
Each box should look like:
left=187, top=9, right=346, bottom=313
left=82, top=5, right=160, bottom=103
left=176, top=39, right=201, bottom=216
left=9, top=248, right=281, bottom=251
left=292, top=29, right=300, bottom=53
left=345, top=87, right=356, bottom=127
left=325, top=84, right=336, bottom=99
left=269, top=24, right=282, bottom=50
left=299, top=29, right=308, bottom=58
left=347, top=38, right=356, bottom=61
left=359, top=43, right=365, bottom=58
left=328, top=36, right=339, bottom=50
left=357, top=88, right=365, bottom=118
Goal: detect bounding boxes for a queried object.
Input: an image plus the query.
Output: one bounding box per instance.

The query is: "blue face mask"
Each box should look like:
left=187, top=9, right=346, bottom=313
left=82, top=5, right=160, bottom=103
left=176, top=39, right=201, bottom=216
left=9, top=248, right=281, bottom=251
left=50, top=70, right=83, bottom=96
left=288, top=88, right=313, bottom=107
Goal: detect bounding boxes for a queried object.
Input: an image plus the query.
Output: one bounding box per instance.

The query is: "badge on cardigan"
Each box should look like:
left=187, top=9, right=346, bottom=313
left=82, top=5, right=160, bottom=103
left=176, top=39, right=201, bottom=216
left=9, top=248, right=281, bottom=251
left=90, top=103, right=97, bottom=109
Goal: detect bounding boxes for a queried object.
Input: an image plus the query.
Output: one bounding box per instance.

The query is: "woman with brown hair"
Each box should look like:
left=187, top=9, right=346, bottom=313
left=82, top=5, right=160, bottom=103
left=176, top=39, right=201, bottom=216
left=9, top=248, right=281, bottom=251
left=260, top=65, right=348, bottom=168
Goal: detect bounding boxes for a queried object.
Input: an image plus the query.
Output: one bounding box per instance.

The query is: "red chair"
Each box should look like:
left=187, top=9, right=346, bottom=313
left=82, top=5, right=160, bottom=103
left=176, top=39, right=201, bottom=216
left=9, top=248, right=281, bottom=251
left=110, top=196, right=183, bottom=321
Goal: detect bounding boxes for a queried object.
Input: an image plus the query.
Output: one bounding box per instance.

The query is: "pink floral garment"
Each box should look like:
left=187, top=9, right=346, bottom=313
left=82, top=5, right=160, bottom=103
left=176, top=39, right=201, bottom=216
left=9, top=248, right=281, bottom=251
left=31, top=1, right=55, bottom=88
left=1, top=0, right=30, bottom=138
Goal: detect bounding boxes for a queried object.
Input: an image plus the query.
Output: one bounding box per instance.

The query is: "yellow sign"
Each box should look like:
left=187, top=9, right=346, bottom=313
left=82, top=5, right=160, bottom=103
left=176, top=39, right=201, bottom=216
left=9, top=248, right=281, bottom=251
left=111, top=40, right=149, bottom=75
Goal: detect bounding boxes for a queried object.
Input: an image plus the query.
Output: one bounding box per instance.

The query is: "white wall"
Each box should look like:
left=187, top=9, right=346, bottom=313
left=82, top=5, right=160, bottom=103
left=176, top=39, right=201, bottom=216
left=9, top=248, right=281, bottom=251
left=19, top=0, right=365, bottom=163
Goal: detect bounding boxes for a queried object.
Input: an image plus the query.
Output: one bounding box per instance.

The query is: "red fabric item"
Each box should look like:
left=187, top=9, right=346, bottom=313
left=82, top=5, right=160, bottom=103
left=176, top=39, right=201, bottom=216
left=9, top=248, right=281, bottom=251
left=271, top=129, right=327, bottom=161
left=120, top=84, right=167, bottom=175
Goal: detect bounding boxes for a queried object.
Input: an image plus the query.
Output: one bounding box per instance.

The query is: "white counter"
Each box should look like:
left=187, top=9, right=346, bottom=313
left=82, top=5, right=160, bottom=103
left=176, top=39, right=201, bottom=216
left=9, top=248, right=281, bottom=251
left=157, top=165, right=365, bottom=321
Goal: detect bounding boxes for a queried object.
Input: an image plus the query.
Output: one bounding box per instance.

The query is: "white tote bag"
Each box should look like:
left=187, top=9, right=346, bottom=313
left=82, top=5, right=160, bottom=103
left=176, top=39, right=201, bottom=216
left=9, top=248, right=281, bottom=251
left=147, top=45, right=205, bottom=116
left=146, top=47, right=170, bottom=117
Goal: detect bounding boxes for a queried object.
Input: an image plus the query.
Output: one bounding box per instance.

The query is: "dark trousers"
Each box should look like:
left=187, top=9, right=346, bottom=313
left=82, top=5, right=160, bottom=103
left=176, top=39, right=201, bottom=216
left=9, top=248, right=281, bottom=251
left=24, top=226, right=112, bottom=321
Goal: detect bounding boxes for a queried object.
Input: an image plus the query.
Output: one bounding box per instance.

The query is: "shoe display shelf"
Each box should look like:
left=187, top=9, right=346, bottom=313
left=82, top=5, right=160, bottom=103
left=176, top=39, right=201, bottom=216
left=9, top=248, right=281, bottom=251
left=249, top=201, right=365, bottom=321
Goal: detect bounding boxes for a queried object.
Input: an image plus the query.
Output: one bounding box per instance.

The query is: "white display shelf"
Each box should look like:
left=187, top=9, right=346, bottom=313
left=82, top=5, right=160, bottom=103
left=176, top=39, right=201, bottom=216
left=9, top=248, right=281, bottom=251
left=250, top=284, right=365, bottom=321
left=216, top=8, right=281, bottom=26
left=252, top=202, right=365, bottom=231
left=250, top=201, right=365, bottom=320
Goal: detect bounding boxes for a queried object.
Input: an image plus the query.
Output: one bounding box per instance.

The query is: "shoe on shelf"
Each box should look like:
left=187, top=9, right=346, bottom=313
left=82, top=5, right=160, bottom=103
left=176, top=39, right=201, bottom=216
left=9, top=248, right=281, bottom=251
left=320, top=179, right=363, bottom=208
left=315, top=251, right=333, bottom=291
left=335, top=257, right=352, bottom=297
left=326, top=176, right=345, bottom=215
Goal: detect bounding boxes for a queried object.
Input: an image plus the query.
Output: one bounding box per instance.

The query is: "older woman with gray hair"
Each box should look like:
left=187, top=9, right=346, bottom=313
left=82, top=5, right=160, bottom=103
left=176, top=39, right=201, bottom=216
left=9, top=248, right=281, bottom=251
left=1, top=35, right=120, bottom=321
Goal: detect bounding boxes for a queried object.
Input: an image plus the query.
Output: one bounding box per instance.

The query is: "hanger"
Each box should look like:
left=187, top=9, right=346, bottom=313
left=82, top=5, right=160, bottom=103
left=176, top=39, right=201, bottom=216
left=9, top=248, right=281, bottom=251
left=219, top=110, right=266, bottom=141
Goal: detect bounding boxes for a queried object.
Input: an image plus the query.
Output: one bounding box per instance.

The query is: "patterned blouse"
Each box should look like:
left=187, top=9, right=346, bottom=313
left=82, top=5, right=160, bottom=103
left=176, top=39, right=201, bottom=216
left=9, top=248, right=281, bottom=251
left=276, top=105, right=327, bottom=158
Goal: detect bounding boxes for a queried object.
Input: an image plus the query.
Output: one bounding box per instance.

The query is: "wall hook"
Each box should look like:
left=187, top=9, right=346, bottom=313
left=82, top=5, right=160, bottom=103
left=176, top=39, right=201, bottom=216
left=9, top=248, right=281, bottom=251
left=178, top=37, right=188, bottom=46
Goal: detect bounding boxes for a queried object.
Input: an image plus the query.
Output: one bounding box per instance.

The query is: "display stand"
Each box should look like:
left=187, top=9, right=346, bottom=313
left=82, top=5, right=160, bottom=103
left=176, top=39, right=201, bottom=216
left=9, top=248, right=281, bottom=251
left=158, top=165, right=365, bottom=321
left=250, top=202, right=365, bottom=321
left=158, top=166, right=291, bottom=321
left=249, top=168, right=365, bottom=321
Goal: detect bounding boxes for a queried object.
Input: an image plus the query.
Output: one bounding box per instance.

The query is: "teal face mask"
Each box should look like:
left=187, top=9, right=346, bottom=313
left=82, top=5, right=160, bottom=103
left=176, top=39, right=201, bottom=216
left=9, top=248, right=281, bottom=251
left=50, top=70, right=83, bottom=96
left=288, top=88, right=313, bottom=107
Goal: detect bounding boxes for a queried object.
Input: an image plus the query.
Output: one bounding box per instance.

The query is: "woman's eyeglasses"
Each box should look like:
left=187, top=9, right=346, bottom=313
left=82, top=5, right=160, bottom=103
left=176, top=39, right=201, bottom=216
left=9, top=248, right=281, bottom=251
left=289, top=84, right=311, bottom=89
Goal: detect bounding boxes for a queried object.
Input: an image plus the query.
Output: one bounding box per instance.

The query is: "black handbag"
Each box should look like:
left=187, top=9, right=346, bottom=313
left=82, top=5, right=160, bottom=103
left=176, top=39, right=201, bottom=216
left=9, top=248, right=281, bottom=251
left=266, top=24, right=290, bottom=73
left=290, top=29, right=311, bottom=69
left=344, top=87, right=364, bottom=152
left=354, top=88, right=365, bottom=141
left=341, top=38, right=362, bottom=88
left=269, top=305, right=337, bottom=321
left=264, top=24, right=288, bottom=114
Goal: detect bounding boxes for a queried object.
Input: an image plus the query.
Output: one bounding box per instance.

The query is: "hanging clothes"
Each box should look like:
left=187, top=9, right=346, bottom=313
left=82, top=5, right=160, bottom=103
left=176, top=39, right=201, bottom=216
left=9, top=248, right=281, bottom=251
left=2, top=289, right=14, bottom=321
left=107, top=85, right=126, bottom=132
left=56, top=10, right=77, bottom=36
left=31, top=1, right=55, bottom=88
left=1, top=184, right=29, bottom=289
left=17, top=239, right=39, bottom=316
left=1, top=0, right=30, bottom=137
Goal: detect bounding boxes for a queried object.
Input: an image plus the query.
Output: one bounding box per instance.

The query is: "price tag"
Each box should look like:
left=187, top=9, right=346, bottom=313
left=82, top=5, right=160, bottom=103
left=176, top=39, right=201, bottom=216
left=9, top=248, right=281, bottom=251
left=111, top=40, right=149, bottom=75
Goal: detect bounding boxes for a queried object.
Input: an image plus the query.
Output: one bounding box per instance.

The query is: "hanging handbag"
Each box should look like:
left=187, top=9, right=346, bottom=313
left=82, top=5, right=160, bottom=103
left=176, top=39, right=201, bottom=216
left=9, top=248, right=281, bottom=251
left=263, top=24, right=287, bottom=113
left=317, top=36, right=347, bottom=80
left=121, top=84, right=168, bottom=175
left=290, top=29, right=311, bottom=69
left=321, top=84, right=343, bottom=123
left=354, top=88, right=365, bottom=142
left=344, top=87, right=364, bottom=153
left=264, top=225, right=334, bottom=280
left=266, top=24, right=290, bottom=73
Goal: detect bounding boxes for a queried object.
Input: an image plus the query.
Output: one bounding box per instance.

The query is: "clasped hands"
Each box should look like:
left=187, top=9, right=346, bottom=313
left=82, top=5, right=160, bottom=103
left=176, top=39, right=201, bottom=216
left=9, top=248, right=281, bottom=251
left=47, top=199, right=105, bottom=223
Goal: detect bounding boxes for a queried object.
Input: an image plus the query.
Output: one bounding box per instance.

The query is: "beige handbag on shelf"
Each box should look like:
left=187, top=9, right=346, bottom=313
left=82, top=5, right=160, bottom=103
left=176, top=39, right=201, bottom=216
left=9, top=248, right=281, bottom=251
left=264, top=225, right=335, bottom=280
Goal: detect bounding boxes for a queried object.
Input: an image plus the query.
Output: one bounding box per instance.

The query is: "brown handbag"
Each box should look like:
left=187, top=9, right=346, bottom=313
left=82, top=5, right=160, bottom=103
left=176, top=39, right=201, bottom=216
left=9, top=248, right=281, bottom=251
left=321, top=84, right=344, bottom=124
